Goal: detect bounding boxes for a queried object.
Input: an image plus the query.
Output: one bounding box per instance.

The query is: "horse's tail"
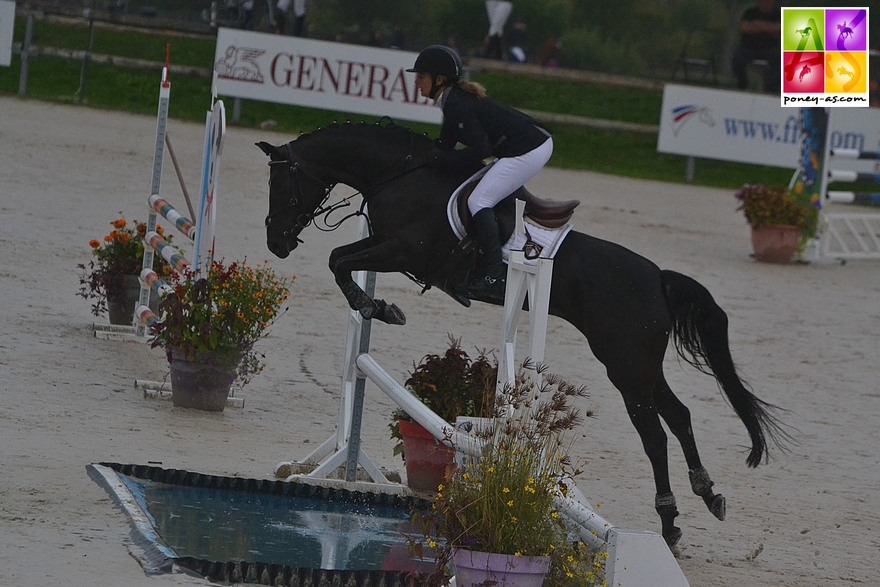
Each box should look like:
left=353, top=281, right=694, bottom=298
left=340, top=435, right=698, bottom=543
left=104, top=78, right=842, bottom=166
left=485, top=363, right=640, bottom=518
left=660, top=269, right=789, bottom=468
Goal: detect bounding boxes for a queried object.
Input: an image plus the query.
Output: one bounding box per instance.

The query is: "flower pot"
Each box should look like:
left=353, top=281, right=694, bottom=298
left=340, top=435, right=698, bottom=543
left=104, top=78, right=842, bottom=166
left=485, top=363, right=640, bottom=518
left=750, top=224, right=801, bottom=264
left=452, top=549, right=550, bottom=587
left=397, top=419, right=455, bottom=493
left=168, top=348, right=240, bottom=412
left=106, top=274, right=159, bottom=325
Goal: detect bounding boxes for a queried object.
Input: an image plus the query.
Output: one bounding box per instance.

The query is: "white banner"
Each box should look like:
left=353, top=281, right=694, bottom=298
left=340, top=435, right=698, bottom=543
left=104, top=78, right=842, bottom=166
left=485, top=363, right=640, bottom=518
left=213, top=28, right=441, bottom=125
left=0, top=1, right=15, bottom=67
left=657, top=83, right=880, bottom=169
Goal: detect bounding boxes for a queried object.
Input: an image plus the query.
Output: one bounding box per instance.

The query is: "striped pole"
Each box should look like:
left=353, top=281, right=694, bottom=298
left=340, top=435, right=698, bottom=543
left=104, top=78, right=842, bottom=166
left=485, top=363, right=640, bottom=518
left=827, top=170, right=880, bottom=184
left=135, top=305, right=160, bottom=329
left=139, top=268, right=174, bottom=298
left=148, top=194, right=196, bottom=240
left=145, top=230, right=190, bottom=273
left=826, top=191, right=880, bottom=206
left=830, top=148, right=880, bottom=160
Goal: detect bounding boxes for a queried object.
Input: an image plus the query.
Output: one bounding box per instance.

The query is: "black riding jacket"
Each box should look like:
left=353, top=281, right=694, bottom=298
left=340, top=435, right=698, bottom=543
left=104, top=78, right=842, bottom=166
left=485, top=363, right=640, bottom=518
left=433, top=84, right=550, bottom=172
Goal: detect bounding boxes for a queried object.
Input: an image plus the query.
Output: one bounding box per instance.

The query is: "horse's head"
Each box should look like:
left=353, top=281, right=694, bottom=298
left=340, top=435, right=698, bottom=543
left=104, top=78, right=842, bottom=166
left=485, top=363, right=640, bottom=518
left=257, top=141, right=334, bottom=259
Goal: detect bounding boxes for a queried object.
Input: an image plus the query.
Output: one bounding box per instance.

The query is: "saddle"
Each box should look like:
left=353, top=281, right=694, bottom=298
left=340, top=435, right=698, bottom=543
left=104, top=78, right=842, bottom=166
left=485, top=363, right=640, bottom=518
left=456, top=180, right=580, bottom=233
left=432, top=175, right=579, bottom=308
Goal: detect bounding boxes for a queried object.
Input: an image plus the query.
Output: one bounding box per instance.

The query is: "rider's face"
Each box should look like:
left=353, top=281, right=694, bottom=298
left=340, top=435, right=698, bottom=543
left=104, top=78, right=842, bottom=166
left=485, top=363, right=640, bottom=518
left=415, top=72, right=434, bottom=99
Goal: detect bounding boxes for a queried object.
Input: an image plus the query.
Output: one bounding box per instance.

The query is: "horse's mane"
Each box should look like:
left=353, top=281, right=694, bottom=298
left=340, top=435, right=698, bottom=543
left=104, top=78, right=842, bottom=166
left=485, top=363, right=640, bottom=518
left=295, top=118, right=434, bottom=154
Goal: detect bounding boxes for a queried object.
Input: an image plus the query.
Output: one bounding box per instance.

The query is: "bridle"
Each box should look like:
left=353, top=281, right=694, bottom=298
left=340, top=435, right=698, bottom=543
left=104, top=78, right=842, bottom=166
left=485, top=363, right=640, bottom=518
left=264, top=138, right=426, bottom=243
left=264, top=143, right=337, bottom=244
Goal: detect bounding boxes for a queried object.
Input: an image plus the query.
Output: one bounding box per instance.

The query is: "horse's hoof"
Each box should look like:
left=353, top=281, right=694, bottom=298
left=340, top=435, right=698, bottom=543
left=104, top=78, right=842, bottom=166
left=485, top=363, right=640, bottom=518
left=374, top=300, right=406, bottom=325
left=358, top=301, right=379, bottom=320
left=709, top=494, right=726, bottom=521
left=664, top=527, right=683, bottom=549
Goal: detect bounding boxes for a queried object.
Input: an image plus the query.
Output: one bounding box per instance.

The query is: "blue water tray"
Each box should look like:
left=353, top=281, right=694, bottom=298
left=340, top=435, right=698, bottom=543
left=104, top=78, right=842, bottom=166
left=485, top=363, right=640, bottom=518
left=87, top=462, right=435, bottom=585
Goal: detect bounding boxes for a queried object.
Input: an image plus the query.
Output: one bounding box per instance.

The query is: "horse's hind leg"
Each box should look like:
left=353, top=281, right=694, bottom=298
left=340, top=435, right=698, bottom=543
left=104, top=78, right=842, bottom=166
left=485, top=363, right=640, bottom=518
left=654, top=374, right=726, bottom=521
left=606, top=366, right=682, bottom=548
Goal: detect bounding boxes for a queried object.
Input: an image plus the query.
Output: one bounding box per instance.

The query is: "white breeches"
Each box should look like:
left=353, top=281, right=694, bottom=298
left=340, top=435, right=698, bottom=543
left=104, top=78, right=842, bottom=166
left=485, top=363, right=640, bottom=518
left=468, top=138, right=553, bottom=215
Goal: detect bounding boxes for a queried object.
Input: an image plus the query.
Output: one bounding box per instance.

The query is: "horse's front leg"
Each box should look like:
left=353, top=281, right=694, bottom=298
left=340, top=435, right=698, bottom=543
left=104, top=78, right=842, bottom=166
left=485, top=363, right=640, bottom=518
left=330, top=238, right=408, bottom=325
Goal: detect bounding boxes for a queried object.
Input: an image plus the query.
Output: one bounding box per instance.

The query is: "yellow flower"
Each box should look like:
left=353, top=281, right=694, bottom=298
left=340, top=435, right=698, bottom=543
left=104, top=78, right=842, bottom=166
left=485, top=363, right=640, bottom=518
left=502, top=487, right=510, bottom=493
left=507, top=500, right=513, bottom=507
left=427, top=539, right=437, bottom=548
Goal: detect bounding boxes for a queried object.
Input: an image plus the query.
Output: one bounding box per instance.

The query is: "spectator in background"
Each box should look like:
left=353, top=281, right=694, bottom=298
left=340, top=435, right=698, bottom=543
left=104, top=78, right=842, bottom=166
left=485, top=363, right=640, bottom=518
left=507, top=17, right=528, bottom=63
left=292, top=0, right=306, bottom=37
left=483, top=1, right=512, bottom=60
left=274, top=0, right=289, bottom=34
left=731, top=0, right=780, bottom=92
left=241, top=0, right=254, bottom=30
left=390, top=25, right=405, bottom=50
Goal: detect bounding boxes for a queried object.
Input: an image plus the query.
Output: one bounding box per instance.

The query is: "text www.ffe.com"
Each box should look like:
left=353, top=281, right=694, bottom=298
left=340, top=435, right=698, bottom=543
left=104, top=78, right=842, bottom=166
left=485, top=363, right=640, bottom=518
left=723, top=115, right=800, bottom=144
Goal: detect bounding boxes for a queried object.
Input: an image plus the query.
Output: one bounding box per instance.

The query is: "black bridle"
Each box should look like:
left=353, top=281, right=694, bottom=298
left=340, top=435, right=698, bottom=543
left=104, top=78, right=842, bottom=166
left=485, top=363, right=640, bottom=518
left=264, top=139, right=427, bottom=242
left=264, top=143, right=338, bottom=243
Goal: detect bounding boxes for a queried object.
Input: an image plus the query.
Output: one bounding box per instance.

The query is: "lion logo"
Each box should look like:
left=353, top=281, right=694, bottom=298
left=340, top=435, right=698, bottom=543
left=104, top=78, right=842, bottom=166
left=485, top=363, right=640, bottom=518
left=215, top=45, right=265, bottom=83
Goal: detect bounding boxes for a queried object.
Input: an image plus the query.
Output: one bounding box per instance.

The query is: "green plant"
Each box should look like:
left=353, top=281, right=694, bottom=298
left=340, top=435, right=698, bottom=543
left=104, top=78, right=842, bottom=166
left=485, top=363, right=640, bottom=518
left=413, top=361, right=605, bottom=587
left=77, top=215, right=172, bottom=316
left=389, top=336, right=497, bottom=460
left=734, top=183, right=819, bottom=231
left=149, top=259, right=292, bottom=388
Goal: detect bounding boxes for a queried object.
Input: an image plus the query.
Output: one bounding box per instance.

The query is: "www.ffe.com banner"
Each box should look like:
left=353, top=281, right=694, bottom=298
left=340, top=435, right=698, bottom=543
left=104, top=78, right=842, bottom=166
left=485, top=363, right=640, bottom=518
left=781, top=7, right=869, bottom=107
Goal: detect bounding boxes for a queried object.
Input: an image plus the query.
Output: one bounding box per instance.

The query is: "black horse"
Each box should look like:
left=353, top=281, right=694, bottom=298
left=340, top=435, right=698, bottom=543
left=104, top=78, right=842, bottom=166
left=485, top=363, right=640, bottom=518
left=258, top=120, right=785, bottom=548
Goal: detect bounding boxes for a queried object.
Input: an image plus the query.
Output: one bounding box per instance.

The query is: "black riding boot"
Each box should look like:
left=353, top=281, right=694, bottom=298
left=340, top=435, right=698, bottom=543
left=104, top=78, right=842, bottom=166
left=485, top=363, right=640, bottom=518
left=468, top=208, right=506, bottom=300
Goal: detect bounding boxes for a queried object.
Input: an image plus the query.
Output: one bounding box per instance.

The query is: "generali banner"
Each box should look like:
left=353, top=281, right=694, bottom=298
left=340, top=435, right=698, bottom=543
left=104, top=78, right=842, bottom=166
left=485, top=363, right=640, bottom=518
left=213, top=28, right=442, bottom=125
left=658, top=83, right=880, bottom=170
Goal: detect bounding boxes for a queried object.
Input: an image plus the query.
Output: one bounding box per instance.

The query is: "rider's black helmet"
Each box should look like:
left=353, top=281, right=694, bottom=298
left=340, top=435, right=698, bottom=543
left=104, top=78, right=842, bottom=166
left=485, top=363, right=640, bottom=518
left=406, top=45, right=462, bottom=82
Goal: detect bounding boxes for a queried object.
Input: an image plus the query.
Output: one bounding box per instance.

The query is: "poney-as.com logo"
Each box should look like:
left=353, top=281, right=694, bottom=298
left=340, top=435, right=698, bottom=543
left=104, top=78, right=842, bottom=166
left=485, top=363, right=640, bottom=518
left=781, top=7, right=869, bottom=107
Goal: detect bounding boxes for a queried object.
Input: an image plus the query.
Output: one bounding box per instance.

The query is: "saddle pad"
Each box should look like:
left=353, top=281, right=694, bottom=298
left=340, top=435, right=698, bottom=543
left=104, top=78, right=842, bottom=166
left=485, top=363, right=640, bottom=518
left=446, top=167, right=573, bottom=265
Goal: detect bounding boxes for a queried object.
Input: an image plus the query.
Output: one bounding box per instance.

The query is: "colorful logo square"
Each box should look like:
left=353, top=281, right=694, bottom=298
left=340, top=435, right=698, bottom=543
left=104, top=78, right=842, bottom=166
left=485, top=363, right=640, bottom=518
left=825, top=51, right=867, bottom=93
left=783, top=51, right=824, bottom=93
left=782, top=9, right=825, bottom=51
left=825, top=9, right=868, bottom=51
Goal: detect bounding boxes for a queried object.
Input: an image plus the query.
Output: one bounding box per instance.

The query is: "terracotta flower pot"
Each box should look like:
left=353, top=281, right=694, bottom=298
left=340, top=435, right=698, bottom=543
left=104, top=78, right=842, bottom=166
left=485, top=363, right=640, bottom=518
left=397, top=419, right=455, bottom=493
left=750, top=224, right=801, bottom=264
left=168, top=348, right=240, bottom=412
left=452, top=549, right=550, bottom=587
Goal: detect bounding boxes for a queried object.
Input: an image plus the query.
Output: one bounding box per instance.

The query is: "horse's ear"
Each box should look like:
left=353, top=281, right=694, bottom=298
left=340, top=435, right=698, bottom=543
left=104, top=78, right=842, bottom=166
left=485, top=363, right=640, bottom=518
left=256, top=141, right=281, bottom=159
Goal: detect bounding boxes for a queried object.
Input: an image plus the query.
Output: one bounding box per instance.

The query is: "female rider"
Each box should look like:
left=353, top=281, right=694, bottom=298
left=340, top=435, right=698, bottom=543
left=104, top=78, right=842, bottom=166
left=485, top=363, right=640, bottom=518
left=408, top=45, right=553, bottom=301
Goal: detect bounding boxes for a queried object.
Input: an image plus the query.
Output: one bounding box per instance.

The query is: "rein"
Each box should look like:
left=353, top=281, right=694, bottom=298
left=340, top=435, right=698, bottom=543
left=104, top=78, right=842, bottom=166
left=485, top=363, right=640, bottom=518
left=266, top=139, right=426, bottom=237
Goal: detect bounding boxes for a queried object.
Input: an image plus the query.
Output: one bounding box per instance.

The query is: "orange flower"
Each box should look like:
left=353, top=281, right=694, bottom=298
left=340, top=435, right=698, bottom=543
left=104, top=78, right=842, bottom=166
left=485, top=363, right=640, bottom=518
left=112, top=218, right=127, bottom=229
left=89, top=239, right=101, bottom=249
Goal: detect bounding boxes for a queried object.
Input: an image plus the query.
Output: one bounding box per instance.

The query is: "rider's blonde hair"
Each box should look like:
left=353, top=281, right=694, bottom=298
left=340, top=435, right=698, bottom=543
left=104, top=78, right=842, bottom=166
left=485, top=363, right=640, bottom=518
left=456, top=79, right=487, bottom=99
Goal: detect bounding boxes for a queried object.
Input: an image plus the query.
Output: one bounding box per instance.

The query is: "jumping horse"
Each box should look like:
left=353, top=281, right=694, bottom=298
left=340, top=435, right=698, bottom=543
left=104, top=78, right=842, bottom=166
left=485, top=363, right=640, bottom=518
left=258, top=119, right=786, bottom=548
